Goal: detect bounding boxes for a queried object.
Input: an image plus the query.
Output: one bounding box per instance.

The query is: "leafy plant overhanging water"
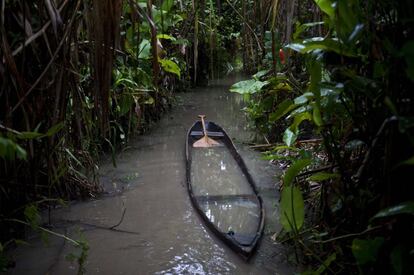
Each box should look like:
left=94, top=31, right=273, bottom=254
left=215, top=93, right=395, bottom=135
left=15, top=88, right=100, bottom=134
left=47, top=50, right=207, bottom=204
left=1, top=0, right=413, bottom=273
left=230, top=0, right=414, bottom=273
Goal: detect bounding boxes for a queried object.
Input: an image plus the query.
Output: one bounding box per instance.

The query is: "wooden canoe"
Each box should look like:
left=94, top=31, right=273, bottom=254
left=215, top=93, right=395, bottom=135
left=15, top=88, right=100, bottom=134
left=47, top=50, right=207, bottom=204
left=185, top=120, right=265, bottom=260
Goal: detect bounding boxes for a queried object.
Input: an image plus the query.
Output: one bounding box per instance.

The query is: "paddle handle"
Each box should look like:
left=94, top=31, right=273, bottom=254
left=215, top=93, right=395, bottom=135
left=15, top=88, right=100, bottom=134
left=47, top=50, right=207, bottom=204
left=198, top=115, right=207, bottom=137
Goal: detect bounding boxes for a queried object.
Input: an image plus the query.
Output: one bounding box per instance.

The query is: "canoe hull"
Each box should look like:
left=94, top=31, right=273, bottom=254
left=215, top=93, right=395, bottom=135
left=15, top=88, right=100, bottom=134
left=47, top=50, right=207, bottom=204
left=186, top=120, right=265, bottom=260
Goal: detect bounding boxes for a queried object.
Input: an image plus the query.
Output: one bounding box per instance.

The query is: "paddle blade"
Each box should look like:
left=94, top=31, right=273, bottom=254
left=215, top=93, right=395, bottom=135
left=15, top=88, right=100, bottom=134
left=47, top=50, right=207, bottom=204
left=193, top=136, right=221, bottom=148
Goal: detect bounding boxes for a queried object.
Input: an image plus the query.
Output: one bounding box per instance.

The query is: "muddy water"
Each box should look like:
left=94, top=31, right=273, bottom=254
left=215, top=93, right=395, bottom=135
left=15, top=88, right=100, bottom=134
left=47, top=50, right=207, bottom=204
left=9, top=76, right=295, bottom=274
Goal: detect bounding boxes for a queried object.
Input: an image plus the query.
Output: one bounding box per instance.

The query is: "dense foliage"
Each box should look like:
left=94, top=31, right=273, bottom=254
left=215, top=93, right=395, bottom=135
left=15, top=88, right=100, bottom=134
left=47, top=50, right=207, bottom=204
left=231, top=0, right=414, bottom=273
left=1, top=0, right=413, bottom=273
left=0, top=0, right=248, bottom=271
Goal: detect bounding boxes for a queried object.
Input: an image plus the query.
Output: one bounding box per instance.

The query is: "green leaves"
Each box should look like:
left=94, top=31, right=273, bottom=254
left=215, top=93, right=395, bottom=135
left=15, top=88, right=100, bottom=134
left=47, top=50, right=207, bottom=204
left=371, top=201, right=414, bottom=221
left=396, top=155, right=414, bottom=167
left=283, top=128, right=297, bottom=147
left=352, top=237, right=384, bottom=265
left=45, top=122, right=64, bottom=137
left=253, top=69, right=269, bottom=80
left=138, top=39, right=151, bottom=59
left=279, top=158, right=311, bottom=232
left=161, top=0, right=174, bottom=12
left=17, top=123, right=63, bottom=140
left=313, top=0, right=334, bottom=19
left=313, top=0, right=362, bottom=41
left=293, top=21, right=324, bottom=41
left=157, top=33, right=176, bottom=41
left=118, top=94, right=135, bottom=116
left=24, top=204, right=41, bottom=230
left=229, top=79, right=269, bottom=94
left=312, top=103, right=322, bottom=126
left=269, top=99, right=296, bottom=122
left=17, top=132, right=44, bottom=140
left=284, top=158, right=312, bottom=186
left=308, top=172, right=340, bottom=182
left=0, top=137, right=27, bottom=160
left=287, top=38, right=357, bottom=57
left=280, top=186, right=305, bottom=232
left=158, top=58, right=181, bottom=77
left=0, top=122, right=64, bottom=161
left=114, top=78, right=138, bottom=89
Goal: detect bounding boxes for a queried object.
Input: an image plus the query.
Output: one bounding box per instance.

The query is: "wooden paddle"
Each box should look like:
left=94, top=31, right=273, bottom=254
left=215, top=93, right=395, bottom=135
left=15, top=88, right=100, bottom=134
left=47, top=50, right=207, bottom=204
left=193, top=115, right=221, bottom=147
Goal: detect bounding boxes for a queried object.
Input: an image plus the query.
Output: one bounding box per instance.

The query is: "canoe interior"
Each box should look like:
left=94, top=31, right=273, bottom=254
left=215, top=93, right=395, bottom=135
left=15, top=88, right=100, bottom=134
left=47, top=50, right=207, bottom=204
left=186, top=121, right=265, bottom=259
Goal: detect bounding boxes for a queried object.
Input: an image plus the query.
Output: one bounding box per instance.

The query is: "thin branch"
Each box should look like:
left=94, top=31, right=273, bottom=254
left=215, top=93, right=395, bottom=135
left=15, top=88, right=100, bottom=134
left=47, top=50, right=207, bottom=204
left=249, top=143, right=278, bottom=149
left=6, top=218, right=79, bottom=246
left=310, top=225, right=383, bottom=244
left=59, top=219, right=140, bottom=235
left=0, top=123, right=22, bottom=135
left=110, top=206, right=126, bottom=229
left=296, top=138, right=323, bottom=145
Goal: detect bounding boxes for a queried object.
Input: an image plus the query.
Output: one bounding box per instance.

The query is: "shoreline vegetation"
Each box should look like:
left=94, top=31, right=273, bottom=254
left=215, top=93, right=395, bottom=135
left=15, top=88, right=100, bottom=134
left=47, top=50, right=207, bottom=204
left=1, top=0, right=413, bottom=274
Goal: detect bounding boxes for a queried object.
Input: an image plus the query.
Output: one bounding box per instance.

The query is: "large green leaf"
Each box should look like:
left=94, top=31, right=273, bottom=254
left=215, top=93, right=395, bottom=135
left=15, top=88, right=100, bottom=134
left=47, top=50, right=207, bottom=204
left=294, top=92, right=313, bottom=105
left=312, top=103, right=323, bottom=126
left=0, top=137, right=27, bottom=160
left=158, top=58, right=181, bottom=77
left=253, top=69, right=269, bottom=80
left=161, top=0, right=173, bottom=12
left=272, top=82, right=293, bottom=92
left=283, top=127, right=297, bottom=147
left=280, top=186, right=305, bottom=232
left=291, top=112, right=312, bottom=133
left=119, top=94, right=134, bottom=116
left=172, top=38, right=190, bottom=46
left=45, top=122, right=64, bottom=137
left=352, top=237, right=384, bottom=265
left=293, top=21, right=324, bottom=41
left=309, top=58, right=322, bottom=95
left=269, top=99, right=296, bottom=122
left=288, top=105, right=312, bottom=118
left=24, top=204, right=41, bottom=229
left=229, top=79, right=269, bottom=94
left=371, top=201, right=414, bottom=221
left=157, top=33, right=176, bottom=41
left=396, top=155, right=414, bottom=167
left=337, top=0, right=358, bottom=37
left=17, top=132, right=44, bottom=140
left=308, top=172, right=340, bottom=182
left=13, top=121, right=58, bottom=143
left=138, top=39, right=151, bottom=59
left=313, top=0, right=335, bottom=19
left=137, top=67, right=152, bottom=88
left=114, top=78, right=138, bottom=88
left=287, top=38, right=357, bottom=57
left=284, top=158, right=312, bottom=186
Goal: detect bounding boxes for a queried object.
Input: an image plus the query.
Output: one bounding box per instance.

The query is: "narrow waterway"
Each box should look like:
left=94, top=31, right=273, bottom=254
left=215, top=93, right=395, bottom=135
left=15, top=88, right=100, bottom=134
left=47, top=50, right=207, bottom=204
left=9, top=76, right=295, bottom=274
